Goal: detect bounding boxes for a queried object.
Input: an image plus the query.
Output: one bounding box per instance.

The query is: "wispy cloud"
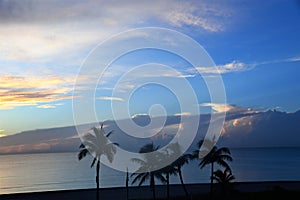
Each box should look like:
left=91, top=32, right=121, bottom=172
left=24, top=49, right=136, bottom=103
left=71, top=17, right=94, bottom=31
left=36, top=105, right=56, bottom=109
left=191, top=55, right=300, bottom=75
left=284, top=56, right=300, bottom=62
left=98, top=96, right=124, bottom=101
left=0, top=76, right=74, bottom=109
left=191, top=61, right=252, bottom=75
left=36, top=103, right=63, bottom=109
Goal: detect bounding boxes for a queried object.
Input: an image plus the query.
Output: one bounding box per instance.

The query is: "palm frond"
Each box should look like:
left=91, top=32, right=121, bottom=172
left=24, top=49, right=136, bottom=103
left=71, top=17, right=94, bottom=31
left=227, top=174, right=235, bottom=182
left=131, top=172, right=149, bottom=186
left=219, top=154, right=233, bottom=162
left=104, top=150, right=114, bottom=163
left=199, top=156, right=211, bottom=168
left=91, top=127, right=108, bottom=146
left=216, top=159, right=230, bottom=169
left=78, top=148, right=89, bottom=160
left=90, top=158, right=97, bottom=168
left=154, top=172, right=166, bottom=184
left=131, top=158, right=147, bottom=165
left=216, top=147, right=231, bottom=155
left=197, top=139, right=204, bottom=149
left=139, top=142, right=159, bottom=153
left=106, top=130, right=113, bottom=138
left=113, top=142, right=119, bottom=146
left=81, top=140, right=98, bottom=151
left=82, top=134, right=97, bottom=145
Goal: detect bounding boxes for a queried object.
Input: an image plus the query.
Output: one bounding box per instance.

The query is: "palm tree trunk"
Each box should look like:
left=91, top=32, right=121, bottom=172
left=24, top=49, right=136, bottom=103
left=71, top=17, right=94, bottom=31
left=126, top=168, right=129, bottom=200
left=210, top=162, right=214, bottom=200
left=178, top=167, right=189, bottom=197
left=166, top=173, right=170, bottom=199
left=96, top=160, right=100, bottom=200
left=150, top=173, right=156, bottom=200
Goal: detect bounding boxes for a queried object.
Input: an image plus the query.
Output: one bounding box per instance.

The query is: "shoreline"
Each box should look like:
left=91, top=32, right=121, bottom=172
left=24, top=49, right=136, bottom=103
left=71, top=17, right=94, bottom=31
left=0, top=181, right=300, bottom=200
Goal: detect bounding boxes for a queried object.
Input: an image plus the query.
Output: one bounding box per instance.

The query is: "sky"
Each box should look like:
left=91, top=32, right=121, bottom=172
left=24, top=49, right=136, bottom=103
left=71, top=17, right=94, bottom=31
left=0, top=0, right=300, bottom=136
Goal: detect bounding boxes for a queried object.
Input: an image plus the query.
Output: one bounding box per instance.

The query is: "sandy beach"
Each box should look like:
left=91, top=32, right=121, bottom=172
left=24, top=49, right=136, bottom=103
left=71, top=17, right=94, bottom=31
left=0, top=181, right=299, bottom=200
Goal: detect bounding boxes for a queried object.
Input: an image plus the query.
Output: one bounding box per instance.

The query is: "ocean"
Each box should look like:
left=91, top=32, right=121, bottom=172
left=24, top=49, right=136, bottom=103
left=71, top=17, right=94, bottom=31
left=0, top=147, right=300, bottom=194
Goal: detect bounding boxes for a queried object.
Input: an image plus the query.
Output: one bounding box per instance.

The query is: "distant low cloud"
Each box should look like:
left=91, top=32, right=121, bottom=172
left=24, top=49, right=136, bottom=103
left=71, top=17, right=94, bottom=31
left=174, top=112, right=191, bottom=116
left=0, top=129, right=6, bottom=137
left=200, top=103, right=233, bottom=113
left=131, top=113, right=149, bottom=118
left=0, top=130, right=6, bottom=138
left=199, top=103, right=253, bottom=113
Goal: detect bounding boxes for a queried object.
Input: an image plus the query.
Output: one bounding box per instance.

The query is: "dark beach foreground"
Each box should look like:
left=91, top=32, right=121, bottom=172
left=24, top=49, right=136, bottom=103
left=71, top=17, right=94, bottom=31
left=0, top=181, right=299, bottom=200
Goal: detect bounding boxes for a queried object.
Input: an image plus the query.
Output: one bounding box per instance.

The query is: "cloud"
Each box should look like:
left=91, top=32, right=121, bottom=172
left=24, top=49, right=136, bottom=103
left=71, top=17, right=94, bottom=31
left=188, top=55, right=300, bottom=76
left=36, top=104, right=62, bottom=109
left=199, top=103, right=253, bottom=113
left=174, top=112, right=191, bottom=116
left=284, top=56, right=300, bottom=62
left=192, top=61, right=252, bottom=74
left=131, top=113, right=149, bottom=118
left=0, top=0, right=231, bottom=62
left=165, top=11, right=223, bottom=32
left=98, top=96, right=124, bottom=101
left=251, top=56, right=300, bottom=67
left=0, top=130, right=6, bottom=138
left=200, top=103, right=234, bottom=113
left=0, top=75, right=74, bottom=109
left=37, top=105, right=56, bottom=109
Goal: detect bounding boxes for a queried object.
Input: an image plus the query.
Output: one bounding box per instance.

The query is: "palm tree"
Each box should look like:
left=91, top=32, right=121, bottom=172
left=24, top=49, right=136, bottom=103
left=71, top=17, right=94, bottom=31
left=131, top=143, right=166, bottom=200
left=78, top=125, right=118, bottom=200
left=167, top=143, right=191, bottom=197
left=194, top=139, right=233, bottom=199
left=160, top=154, right=177, bottom=199
left=213, top=167, right=235, bottom=195
left=126, top=167, right=129, bottom=200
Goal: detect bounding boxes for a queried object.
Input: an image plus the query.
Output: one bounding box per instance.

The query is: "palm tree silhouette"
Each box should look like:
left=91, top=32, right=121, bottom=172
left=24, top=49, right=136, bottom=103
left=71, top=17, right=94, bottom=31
left=131, top=143, right=166, bottom=200
left=167, top=143, right=191, bottom=197
left=161, top=165, right=176, bottom=199
left=194, top=139, right=233, bottom=199
left=213, top=167, right=235, bottom=198
left=78, top=125, right=118, bottom=200
left=160, top=149, right=177, bottom=199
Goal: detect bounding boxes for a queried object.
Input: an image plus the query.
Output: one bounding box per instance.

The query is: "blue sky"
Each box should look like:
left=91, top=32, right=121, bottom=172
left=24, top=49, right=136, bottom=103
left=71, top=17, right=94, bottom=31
left=0, top=0, right=300, bottom=135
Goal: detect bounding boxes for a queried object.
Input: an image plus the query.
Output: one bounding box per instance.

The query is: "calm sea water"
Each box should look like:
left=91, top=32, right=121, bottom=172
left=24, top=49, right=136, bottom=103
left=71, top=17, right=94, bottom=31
left=0, top=147, right=300, bottom=194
